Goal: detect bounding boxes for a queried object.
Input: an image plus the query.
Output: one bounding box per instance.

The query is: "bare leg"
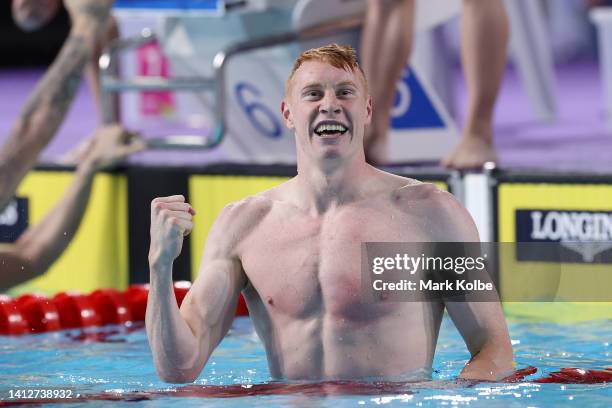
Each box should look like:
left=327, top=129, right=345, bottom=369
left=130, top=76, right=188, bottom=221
left=442, top=0, right=509, bottom=169
left=361, top=0, right=415, bottom=165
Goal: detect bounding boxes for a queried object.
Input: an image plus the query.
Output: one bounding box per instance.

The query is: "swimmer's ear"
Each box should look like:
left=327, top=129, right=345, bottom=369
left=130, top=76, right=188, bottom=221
left=281, top=100, right=294, bottom=130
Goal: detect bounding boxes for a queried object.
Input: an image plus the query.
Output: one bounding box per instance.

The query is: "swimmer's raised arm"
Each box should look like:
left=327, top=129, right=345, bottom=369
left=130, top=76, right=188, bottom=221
left=0, top=125, right=144, bottom=291
left=0, top=0, right=113, bottom=210
left=426, top=189, right=514, bottom=381
left=85, top=15, right=121, bottom=124
left=147, top=201, right=247, bottom=383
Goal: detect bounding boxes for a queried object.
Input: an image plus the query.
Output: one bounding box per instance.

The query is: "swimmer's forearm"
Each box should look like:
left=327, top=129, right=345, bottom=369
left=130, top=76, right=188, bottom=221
left=0, top=15, right=107, bottom=210
left=12, top=162, right=96, bottom=279
left=146, top=269, right=202, bottom=383
left=459, top=338, right=514, bottom=381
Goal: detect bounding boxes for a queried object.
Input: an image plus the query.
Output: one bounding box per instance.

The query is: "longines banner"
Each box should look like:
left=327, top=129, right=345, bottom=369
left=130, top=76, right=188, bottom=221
left=496, top=180, right=612, bottom=304
left=515, top=209, right=612, bottom=263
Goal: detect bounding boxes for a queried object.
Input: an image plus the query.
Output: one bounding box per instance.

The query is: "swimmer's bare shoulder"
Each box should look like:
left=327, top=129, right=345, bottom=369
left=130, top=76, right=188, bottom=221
left=385, top=172, right=480, bottom=242
left=211, top=193, right=275, bottom=253
left=197, top=179, right=300, bottom=265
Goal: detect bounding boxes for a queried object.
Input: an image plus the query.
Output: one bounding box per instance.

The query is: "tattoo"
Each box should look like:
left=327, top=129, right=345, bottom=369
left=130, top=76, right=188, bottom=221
left=79, top=5, right=111, bottom=23
left=1, top=22, right=102, bottom=208
left=20, top=36, right=89, bottom=122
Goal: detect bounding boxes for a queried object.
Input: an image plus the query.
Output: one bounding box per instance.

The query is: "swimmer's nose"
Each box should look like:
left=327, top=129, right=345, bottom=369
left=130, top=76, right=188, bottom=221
left=319, top=92, right=342, bottom=116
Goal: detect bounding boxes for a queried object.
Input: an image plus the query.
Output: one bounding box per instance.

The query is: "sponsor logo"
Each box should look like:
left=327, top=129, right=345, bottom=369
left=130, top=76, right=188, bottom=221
left=516, top=209, right=612, bottom=263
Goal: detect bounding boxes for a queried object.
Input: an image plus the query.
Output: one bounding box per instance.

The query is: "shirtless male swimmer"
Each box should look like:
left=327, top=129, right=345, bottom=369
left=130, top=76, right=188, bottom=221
left=146, top=44, right=514, bottom=383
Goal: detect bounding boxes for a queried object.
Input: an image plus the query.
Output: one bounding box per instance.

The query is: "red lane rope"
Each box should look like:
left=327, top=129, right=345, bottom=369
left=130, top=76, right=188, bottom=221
left=0, top=281, right=249, bottom=335
left=0, top=367, right=610, bottom=406
left=533, top=367, right=612, bottom=384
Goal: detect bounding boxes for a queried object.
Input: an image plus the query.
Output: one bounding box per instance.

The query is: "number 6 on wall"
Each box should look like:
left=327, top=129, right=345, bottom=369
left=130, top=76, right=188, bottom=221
left=235, top=82, right=283, bottom=139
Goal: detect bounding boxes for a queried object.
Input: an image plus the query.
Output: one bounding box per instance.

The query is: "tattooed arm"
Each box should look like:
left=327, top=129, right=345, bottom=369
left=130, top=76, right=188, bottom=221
left=0, top=125, right=145, bottom=291
left=0, top=0, right=114, bottom=211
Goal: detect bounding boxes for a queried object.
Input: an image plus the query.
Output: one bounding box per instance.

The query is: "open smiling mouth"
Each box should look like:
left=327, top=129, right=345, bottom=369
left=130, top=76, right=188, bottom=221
left=314, top=121, right=349, bottom=137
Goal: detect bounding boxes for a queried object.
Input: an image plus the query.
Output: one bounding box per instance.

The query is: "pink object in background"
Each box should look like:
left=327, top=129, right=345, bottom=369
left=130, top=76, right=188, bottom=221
left=137, top=41, right=175, bottom=116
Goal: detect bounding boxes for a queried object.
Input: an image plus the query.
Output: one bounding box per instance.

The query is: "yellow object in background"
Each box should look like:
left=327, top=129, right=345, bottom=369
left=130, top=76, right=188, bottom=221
left=498, top=183, right=612, bottom=322
left=8, top=171, right=129, bottom=296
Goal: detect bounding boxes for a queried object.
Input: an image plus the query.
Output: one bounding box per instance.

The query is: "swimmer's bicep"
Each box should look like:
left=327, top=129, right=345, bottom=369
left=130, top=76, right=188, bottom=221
left=180, top=257, right=245, bottom=347
left=180, top=201, right=250, bottom=345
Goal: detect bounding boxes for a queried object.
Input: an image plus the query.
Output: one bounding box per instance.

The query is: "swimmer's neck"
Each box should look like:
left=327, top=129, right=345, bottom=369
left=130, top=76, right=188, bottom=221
left=294, top=154, right=375, bottom=214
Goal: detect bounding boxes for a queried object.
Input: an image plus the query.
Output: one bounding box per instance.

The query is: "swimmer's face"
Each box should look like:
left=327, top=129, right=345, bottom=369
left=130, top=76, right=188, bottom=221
left=281, top=60, right=372, bottom=164
left=12, top=0, right=60, bottom=32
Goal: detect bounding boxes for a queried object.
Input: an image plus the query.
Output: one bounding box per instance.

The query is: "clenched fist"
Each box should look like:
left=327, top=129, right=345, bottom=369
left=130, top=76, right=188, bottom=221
left=148, top=195, right=196, bottom=272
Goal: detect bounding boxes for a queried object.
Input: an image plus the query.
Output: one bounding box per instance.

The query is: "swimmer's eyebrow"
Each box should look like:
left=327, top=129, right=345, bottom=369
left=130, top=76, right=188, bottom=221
left=300, top=82, right=323, bottom=92
left=300, top=81, right=358, bottom=93
left=335, top=80, right=358, bottom=90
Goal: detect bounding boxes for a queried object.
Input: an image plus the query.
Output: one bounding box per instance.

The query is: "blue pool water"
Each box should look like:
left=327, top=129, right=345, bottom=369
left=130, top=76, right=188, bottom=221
left=0, top=316, right=610, bottom=407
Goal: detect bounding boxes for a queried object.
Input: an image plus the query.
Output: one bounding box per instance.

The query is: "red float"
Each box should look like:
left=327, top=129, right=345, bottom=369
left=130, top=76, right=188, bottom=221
left=88, top=289, right=132, bottom=325
left=236, top=294, right=249, bottom=316
left=124, top=284, right=149, bottom=321
left=15, top=293, right=61, bottom=333
left=52, top=292, right=100, bottom=329
left=0, top=295, right=28, bottom=335
left=173, top=281, right=191, bottom=307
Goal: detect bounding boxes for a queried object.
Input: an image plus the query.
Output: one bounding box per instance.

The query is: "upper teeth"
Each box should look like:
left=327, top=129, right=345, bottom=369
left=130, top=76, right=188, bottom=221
left=316, top=123, right=347, bottom=133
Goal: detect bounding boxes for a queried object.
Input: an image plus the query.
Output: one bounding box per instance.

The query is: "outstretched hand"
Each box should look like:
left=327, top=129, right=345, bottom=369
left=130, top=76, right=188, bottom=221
left=81, top=124, right=146, bottom=171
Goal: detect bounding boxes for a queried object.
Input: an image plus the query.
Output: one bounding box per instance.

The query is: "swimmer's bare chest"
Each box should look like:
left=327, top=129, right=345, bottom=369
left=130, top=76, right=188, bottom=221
left=239, top=198, right=444, bottom=380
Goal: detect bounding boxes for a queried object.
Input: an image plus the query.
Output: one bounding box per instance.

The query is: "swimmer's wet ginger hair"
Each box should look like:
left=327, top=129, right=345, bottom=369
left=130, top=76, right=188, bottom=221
left=285, top=44, right=368, bottom=95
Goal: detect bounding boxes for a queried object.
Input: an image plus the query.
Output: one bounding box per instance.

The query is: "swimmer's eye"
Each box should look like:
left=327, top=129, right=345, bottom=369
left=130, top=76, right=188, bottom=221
left=337, top=88, right=355, bottom=97
left=302, top=89, right=323, bottom=99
